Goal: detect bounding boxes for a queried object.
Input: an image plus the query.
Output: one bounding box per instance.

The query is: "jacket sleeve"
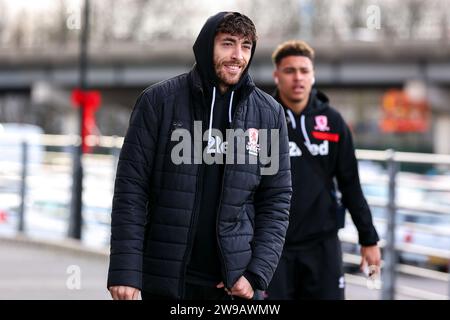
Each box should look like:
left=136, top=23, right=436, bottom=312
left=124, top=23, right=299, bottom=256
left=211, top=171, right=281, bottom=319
left=336, top=116, right=379, bottom=246
left=246, top=105, right=292, bottom=290
left=107, top=92, right=159, bottom=290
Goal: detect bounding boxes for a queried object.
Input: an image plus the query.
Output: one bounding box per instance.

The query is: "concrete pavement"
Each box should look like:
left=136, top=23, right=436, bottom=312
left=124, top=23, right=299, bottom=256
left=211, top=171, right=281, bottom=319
left=1, top=235, right=446, bottom=300
left=0, top=235, right=110, bottom=300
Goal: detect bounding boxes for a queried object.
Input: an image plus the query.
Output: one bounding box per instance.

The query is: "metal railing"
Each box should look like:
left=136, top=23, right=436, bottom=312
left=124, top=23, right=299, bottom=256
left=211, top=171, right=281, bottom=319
left=341, top=149, right=450, bottom=300
left=1, top=135, right=450, bottom=299
left=0, top=134, right=118, bottom=245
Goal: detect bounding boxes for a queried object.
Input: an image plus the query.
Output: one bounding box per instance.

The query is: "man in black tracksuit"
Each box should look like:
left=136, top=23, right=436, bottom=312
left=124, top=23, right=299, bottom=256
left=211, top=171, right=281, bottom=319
left=107, top=12, right=292, bottom=300
left=266, top=40, right=381, bottom=300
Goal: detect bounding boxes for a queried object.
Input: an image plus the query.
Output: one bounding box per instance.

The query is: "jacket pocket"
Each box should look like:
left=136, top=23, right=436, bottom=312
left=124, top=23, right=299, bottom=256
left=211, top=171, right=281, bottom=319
left=244, top=203, right=256, bottom=229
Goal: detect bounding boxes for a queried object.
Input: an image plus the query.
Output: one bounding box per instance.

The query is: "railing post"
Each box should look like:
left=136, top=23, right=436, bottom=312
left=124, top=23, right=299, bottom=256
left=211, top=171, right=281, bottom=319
left=68, top=140, right=83, bottom=239
left=381, top=149, right=399, bottom=300
left=18, top=141, right=28, bottom=233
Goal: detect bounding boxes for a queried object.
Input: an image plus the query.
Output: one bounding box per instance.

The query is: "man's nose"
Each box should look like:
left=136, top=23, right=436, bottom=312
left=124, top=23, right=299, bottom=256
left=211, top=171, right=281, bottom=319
left=293, top=70, right=303, bottom=80
left=231, top=46, right=243, bottom=60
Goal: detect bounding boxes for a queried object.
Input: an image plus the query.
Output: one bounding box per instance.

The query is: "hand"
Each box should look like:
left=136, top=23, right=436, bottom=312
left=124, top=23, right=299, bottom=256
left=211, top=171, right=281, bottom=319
left=109, top=286, right=140, bottom=300
left=360, top=245, right=382, bottom=274
left=217, top=276, right=254, bottom=299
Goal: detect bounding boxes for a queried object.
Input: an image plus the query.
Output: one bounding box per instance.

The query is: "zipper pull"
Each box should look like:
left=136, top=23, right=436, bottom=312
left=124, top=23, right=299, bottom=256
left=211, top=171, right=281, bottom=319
left=226, top=286, right=234, bottom=300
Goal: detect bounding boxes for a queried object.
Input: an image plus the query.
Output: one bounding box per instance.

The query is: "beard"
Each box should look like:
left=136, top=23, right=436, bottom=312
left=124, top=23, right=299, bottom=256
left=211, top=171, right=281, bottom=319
left=214, top=58, right=247, bottom=88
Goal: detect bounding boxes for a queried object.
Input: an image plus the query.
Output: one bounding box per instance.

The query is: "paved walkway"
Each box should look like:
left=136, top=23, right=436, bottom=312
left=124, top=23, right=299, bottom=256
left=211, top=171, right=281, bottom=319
left=0, top=236, right=110, bottom=300
left=2, top=235, right=443, bottom=300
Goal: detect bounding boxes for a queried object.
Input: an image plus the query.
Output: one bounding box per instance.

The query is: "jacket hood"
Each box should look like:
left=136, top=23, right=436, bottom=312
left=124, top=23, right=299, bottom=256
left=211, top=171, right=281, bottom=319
left=192, top=12, right=257, bottom=93
left=303, top=89, right=329, bottom=115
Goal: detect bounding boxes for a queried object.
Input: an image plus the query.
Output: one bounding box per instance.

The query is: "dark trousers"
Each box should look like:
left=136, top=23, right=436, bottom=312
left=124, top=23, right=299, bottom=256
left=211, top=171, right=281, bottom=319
left=266, top=233, right=345, bottom=300
left=142, top=283, right=263, bottom=300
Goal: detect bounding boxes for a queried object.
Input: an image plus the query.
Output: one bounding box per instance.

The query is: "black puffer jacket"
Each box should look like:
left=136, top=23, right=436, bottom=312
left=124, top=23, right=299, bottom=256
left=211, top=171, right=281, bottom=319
left=107, top=12, right=292, bottom=299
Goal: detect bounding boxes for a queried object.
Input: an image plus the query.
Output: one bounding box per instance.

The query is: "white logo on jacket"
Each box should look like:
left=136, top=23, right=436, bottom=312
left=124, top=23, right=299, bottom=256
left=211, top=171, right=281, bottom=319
left=289, top=141, right=302, bottom=157
left=207, top=135, right=228, bottom=154
left=306, top=140, right=329, bottom=156
left=289, top=140, right=329, bottom=157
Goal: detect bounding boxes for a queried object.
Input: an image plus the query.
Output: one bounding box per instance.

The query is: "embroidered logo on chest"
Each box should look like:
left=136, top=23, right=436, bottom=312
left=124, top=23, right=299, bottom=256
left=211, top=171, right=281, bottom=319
left=314, top=115, right=330, bottom=131
left=246, top=128, right=260, bottom=156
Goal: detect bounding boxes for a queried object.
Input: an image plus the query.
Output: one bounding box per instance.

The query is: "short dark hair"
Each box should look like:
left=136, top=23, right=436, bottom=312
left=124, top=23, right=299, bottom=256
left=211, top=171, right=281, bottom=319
left=272, top=40, right=315, bottom=66
left=215, top=12, right=257, bottom=44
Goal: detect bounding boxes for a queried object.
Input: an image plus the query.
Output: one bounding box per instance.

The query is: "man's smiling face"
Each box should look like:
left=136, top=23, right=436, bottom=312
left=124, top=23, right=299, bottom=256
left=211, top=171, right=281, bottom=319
left=213, top=32, right=252, bottom=92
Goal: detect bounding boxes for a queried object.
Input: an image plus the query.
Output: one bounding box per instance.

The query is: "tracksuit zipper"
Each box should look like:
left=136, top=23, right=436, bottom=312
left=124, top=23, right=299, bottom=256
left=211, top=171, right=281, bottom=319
left=178, top=91, right=206, bottom=299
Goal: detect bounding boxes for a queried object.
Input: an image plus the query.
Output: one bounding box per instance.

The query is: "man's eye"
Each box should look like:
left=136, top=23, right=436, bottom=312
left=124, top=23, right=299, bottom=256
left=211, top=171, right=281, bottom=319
left=223, top=42, right=233, bottom=46
left=243, top=44, right=252, bottom=50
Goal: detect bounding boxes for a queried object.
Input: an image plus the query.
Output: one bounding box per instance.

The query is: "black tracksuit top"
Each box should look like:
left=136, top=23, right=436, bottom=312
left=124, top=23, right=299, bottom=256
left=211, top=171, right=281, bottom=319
left=275, top=89, right=379, bottom=246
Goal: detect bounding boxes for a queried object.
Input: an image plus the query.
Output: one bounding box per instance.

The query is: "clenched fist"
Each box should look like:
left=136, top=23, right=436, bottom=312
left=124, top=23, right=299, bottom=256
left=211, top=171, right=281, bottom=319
left=109, top=286, right=140, bottom=300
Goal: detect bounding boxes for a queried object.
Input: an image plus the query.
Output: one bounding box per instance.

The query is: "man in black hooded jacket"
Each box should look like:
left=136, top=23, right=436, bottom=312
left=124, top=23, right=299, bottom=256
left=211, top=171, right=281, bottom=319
left=266, top=40, right=381, bottom=299
left=107, top=12, right=292, bottom=300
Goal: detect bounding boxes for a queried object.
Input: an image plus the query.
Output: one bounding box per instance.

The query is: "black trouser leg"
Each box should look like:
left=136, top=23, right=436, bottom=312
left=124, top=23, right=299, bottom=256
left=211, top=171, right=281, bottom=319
left=266, top=250, right=298, bottom=299
left=266, top=234, right=345, bottom=300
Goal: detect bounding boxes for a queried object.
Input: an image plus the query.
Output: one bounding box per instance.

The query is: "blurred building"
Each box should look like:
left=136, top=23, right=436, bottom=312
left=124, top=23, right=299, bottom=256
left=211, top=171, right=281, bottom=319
left=0, top=0, right=449, bottom=155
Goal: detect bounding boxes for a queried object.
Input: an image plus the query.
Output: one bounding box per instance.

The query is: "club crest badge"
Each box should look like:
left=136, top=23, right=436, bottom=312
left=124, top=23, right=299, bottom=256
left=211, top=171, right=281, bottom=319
left=314, top=115, right=330, bottom=131
left=246, top=128, right=260, bottom=156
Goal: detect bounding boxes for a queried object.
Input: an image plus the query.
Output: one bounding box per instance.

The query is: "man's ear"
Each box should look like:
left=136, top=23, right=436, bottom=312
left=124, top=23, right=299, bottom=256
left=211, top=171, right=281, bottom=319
left=273, top=71, right=279, bottom=85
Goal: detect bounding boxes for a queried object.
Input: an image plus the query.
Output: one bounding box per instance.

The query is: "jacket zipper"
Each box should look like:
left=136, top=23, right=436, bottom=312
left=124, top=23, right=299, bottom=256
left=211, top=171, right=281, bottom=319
left=216, top=168, right=231, bottom=298
left=180, top=85, right=252, bottom=299
left=215, top=94, right=249, bottom=300
left=178, top=164, right=204, bottom=299
left=178, top=91, right=206, bottom=299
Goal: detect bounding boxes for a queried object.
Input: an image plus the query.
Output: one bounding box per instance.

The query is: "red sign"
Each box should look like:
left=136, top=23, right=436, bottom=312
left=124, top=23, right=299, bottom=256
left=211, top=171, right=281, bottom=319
left=379, top=89, right=429, bottom=133
left=71, top=89, right=102, bottom=153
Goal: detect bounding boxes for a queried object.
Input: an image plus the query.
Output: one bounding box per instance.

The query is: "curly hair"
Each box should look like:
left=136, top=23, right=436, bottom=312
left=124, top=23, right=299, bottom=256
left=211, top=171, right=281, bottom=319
left=272, top=40, right=315, bottom=66
left=215, top=12, right=257, bottom=44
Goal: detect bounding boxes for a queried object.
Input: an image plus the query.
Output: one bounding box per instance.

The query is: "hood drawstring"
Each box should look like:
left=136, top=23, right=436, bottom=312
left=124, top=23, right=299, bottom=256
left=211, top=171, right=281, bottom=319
left=300, top=114, right=312, bottom=149
left=228, top=91, right=235, bottom=124
left=286, top=109, right=296, bottom=130
left=207, top=88, right=234, bottom=154
left=286, top=109, right=310, bottom=147
left=207, top=86, right=217, bottom=153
